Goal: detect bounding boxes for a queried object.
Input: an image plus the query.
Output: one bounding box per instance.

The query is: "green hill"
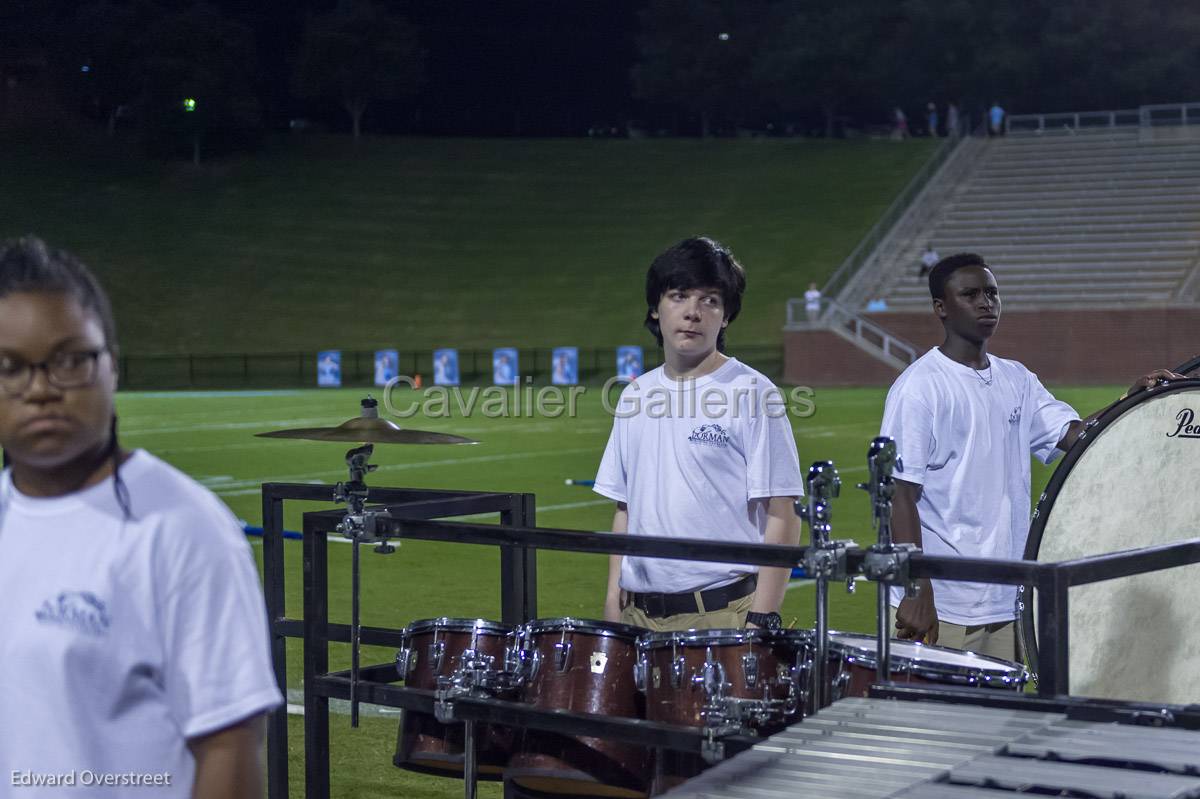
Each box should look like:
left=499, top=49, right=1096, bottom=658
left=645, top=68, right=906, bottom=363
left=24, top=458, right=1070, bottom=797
left=0, top=134, right=934, bottom=355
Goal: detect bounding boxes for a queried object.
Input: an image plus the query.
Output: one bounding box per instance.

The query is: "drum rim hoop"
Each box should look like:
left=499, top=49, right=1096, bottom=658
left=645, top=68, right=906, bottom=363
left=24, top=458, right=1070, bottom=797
left=637, top=627, right=812, bottom=649
left=520, top=617, right=645, bottom=639
left=1018, top=378, right=1200, bottom=677
left=404, top=617, right=513, bottom=635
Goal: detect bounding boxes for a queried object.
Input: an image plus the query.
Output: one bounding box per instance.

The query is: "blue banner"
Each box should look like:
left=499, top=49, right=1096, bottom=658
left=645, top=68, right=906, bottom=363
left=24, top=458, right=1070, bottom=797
left=493, top=348, right=519, bottom=386
left=374, top=349, right=398, bottom=386
left=433, top=348, right=460, bottom=386
left=317, top=350, right=342, bottom=387
left=616, top=346, right=643, bottom=380
left=552, top=347, right=579, bottom=385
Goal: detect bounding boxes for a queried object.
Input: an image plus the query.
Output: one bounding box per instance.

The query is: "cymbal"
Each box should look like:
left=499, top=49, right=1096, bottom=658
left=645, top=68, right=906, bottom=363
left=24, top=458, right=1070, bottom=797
left=256, top=416, right=478, bottom=445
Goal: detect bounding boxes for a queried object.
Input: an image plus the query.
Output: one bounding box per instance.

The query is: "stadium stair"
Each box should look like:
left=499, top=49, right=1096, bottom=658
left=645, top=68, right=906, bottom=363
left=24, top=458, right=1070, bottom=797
left=862, top=128, right=1200, bottom=310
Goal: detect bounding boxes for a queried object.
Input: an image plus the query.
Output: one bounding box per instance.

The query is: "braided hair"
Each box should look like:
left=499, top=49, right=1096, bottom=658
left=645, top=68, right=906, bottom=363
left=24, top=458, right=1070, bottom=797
left=0, top=236, right=131, bottom=519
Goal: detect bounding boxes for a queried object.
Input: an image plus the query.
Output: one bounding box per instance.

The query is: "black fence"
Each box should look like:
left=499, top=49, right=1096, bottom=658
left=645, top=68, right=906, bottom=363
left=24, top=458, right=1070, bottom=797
left=117, top=344, right=784, bottom=391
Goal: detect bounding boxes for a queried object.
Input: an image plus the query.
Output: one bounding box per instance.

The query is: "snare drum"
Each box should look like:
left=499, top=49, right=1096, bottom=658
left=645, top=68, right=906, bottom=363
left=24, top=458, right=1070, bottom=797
left=826, top=631, right=1027, bottom=700
left=638, top=628, right=813, bottom=795
left=506, top=618, right=650, bottom=798
left=393, top=617, right=516, bottom=777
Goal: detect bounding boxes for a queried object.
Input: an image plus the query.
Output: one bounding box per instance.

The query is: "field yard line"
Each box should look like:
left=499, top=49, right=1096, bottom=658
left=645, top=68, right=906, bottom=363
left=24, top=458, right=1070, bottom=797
left=216, top=446, right=598, bottom=497
left=121, top=417, right=338, bottom=436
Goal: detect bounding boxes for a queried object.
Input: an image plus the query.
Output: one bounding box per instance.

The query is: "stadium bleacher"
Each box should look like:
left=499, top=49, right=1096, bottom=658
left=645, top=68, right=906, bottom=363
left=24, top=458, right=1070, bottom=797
left=874, top=128, right=1200, bottom=309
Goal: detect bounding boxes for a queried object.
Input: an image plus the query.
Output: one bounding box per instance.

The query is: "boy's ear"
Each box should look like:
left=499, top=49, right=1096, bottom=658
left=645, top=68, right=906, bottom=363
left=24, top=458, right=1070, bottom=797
left=650, top=309, right=659, bottom=319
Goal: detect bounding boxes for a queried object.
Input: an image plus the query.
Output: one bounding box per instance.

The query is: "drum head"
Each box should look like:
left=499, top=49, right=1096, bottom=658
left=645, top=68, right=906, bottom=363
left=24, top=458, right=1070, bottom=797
left=828, top=632, right=1023, bottom=680
left=1021, top=380, right=1200, bottom=703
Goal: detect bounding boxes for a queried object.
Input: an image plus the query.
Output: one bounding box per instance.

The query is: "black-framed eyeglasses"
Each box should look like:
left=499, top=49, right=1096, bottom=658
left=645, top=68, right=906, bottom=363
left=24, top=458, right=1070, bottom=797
left=0, top=349, right=107, bottom=397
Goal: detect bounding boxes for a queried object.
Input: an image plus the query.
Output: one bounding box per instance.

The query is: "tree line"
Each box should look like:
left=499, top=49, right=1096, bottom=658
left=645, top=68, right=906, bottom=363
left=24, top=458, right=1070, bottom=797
left=6, top=0, right=1200, bottom=156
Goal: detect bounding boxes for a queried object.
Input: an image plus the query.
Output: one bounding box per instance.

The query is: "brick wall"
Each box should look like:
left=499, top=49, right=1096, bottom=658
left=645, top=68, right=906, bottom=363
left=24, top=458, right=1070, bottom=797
left=785, top=308, right=1200, bottom=385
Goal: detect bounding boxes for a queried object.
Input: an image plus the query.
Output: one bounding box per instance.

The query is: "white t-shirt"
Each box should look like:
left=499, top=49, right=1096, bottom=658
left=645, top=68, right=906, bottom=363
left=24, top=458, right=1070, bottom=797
left=0, top=451, right=283, bottom=797
left=880, top=348, right=1079, bottom=625
left=804, top=289, right=822, bottom=311
left=594, top=358, right=804, bottom=594
left=921, top=250, right=940, bottom=269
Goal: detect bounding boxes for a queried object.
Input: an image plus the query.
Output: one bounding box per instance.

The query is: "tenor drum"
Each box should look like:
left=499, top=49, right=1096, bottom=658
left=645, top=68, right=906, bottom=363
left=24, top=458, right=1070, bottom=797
left=393, top=617, right=516, bottom=777
left=638, top=628, right=812, bottom=795
left=506, top=618, right=650, bottom=798
left=826, top=631, right=1027, bottom=700
left=1019, top=379, right=1200, bottom=704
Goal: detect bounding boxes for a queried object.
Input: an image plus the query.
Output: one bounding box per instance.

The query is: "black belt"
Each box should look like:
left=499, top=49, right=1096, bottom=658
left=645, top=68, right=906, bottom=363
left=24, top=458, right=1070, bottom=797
left=630, top=574, right=757, bottom=619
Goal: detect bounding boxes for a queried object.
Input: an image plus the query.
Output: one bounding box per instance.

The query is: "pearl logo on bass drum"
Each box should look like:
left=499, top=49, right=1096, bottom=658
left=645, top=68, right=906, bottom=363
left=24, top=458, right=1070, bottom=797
left=1167, top=408, right=1200, bottom=439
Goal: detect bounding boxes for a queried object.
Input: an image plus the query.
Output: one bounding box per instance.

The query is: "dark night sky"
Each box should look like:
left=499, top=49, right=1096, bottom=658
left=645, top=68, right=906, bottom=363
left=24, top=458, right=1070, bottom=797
left=227, top=0, right=645, bottom=135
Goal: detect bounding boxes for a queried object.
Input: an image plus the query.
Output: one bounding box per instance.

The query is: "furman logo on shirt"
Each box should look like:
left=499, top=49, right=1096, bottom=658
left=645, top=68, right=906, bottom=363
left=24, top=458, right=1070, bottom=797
left=35, top=591, right=111, bottom=636
left=1009, top=406, right=1022, bottom=425
left=688, top=424, right=730, bottom=448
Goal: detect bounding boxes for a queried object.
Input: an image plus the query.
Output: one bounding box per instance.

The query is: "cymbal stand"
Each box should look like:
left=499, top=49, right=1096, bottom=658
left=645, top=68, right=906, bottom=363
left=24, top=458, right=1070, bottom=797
left=797, top=460, right=846, bottom=710
left=334, top=442, right=395, bottom=728
left=857, top=436, right=917, bottom=685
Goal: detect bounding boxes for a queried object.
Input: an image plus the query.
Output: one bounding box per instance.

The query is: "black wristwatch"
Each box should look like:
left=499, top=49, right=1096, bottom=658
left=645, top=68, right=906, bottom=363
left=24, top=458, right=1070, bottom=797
left=746, top=611, right=783, bottom=630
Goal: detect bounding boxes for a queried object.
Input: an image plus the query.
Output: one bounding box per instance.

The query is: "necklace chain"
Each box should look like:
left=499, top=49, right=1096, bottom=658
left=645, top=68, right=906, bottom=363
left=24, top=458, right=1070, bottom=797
left=974, top=362, right=993, bottom=386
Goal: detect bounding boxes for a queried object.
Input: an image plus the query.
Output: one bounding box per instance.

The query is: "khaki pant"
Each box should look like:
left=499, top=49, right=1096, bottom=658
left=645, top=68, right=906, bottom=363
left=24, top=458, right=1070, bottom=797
left=621, top=592, right=755, bottom=632
left=888, top=605, right=1019, bottom=663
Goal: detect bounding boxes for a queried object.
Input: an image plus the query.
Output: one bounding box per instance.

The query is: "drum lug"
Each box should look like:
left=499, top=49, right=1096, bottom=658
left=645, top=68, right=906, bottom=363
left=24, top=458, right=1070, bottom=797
left=634, top=658, right=647, bottom=692
left=832, top=667, right=851, bottom=701
left=696, top=648, right=728, bottom=699
left=554, top=641, right=573, bottom=672
left=529, top=648, right=542, bottom=680
left=429, top=640, right=445, bottom=673
left=671, top=656, right=686, bottom=689
left=395, top=647, right=412, bottom=678
left=741, top=653, right=759, bottom=688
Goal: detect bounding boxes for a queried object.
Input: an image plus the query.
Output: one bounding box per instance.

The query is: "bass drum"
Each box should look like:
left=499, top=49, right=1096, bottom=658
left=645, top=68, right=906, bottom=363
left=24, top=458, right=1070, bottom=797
left=1019, top=378, right=1200, bottom=704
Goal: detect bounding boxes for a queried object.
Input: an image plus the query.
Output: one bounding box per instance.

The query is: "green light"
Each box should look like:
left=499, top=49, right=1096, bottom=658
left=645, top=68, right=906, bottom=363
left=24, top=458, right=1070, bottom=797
left=182, top=98, right=197, bottom=112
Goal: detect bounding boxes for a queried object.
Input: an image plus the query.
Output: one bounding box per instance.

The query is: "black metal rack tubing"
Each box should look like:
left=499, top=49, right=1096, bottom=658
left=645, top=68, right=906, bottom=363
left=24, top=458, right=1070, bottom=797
left=871, top=683, right=1200, bottom=730
left=262, top=481, right=1200, bottom=799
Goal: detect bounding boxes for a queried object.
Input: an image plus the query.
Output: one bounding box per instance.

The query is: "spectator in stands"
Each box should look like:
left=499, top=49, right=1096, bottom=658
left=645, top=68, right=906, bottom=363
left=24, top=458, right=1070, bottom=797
left=866, top=297, right=889, bottom=312
left=880, top=252, right=1184, bottom=659
left=989, top=101, right=1006, bottom=136
left=927, top=102, right=939, bottom=137
left=918, top=243, right=940, bottom=279
left=804, top=282, right=822, bottom=321
left=947, top=103, right=960, bottom=137
left=892, top=107, right=909, bottom=140
left=0, top=236, right=281, bottom=798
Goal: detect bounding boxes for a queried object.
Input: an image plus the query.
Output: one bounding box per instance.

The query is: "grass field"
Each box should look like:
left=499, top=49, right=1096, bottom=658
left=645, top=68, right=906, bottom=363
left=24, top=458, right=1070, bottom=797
left=0, top=134, right=934, bottom=355
left=113, top=381, right=1124, bottom=798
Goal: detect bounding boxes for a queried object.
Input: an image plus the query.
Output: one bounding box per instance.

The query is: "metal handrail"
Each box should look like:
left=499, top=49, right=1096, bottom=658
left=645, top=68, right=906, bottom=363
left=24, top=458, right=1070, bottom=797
left=1007, top=101, right=1200, bottom=134
left=820, top=133, right=966, bottom=303
left=785, top=298, right=920, bottom=366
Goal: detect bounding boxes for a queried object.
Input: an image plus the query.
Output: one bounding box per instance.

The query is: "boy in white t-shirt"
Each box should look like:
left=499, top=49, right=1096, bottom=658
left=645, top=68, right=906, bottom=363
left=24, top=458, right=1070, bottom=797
left=0, top=237, right=282, bottom=798
left=594, top=237, right=804, bottom=633
left=882, top=252, right=1183, bottom=659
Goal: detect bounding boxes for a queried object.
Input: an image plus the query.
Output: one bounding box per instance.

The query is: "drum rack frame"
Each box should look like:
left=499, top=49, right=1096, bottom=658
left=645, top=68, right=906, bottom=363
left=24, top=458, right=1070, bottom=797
left=260, top=481, right=1200, bottom=799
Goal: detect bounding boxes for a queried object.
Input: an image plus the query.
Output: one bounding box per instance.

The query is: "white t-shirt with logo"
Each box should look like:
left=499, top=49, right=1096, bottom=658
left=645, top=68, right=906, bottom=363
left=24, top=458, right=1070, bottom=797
left=881, top=348, right=1079, bottom=625
left=594, top=358, right=805, bottom=594
left=0, top=450, right=283, bottom=796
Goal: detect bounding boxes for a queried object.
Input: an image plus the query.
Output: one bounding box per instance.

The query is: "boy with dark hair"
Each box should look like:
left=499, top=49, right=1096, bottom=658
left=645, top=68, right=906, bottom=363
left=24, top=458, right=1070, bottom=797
left=594, top=237, right=804, bottom=632
left=883, top=252, right=1181, bottom=657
